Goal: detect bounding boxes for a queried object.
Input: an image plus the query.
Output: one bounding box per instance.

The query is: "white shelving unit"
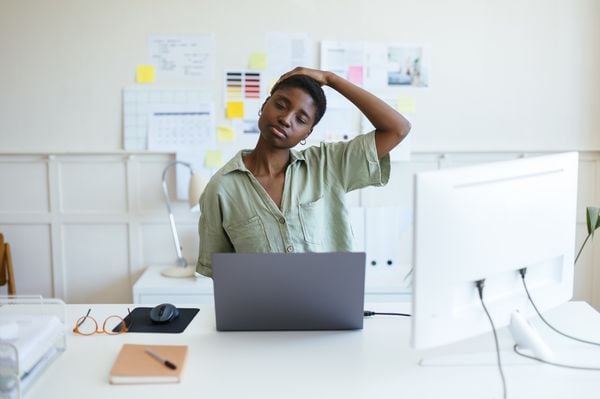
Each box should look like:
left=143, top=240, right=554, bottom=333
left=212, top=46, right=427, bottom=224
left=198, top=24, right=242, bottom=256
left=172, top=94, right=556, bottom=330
left=132, top=265, right=411, bottom=305
left=132, top=266, right=214, bottom=305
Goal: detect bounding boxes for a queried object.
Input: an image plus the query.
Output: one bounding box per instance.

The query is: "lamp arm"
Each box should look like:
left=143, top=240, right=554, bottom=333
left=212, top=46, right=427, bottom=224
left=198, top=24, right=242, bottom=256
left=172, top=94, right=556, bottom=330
left=162, top=161, right=193, bottom=267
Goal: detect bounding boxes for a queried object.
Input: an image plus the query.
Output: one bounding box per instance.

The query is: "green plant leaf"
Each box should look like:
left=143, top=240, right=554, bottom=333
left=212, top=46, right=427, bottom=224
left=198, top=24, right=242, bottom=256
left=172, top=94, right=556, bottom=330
left=586, top=207, right=600, bottom=236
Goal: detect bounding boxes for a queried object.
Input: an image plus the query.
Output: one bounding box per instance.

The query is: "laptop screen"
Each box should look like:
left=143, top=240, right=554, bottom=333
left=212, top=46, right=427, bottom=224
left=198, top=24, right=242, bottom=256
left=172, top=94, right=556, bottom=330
left=212, top=252, right=366, bottom=331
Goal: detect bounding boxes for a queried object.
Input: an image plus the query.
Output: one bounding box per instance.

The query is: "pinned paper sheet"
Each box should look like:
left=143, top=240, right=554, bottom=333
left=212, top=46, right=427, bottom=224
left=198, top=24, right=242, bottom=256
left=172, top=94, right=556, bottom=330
left=226, top=101, right=244, bottom=118
left=205, top=150, right=224, bottom=168
left=136, top=65, right=156, bottom=83
left=347, top=66, right=364, bottom=85
left=249, top=52, right=268, bottom=70
left=397, top=95, right=416, bottom=113
left=217, top=125, right=236, bottom=142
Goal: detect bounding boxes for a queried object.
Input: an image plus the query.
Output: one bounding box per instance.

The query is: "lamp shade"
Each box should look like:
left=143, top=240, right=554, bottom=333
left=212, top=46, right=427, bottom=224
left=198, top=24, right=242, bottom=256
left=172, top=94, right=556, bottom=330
left=187, top=172, right=206, bottom=211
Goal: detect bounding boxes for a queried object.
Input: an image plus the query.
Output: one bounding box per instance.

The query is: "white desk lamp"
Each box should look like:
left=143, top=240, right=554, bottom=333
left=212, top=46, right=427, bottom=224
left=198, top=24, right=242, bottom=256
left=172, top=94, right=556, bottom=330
left=160, top=161, right=206, bottom=278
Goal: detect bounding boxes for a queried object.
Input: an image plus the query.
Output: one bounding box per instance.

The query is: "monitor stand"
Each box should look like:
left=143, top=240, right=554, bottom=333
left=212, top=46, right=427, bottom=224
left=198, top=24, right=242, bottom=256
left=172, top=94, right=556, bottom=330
left=419, top=310, right=553, bottom=367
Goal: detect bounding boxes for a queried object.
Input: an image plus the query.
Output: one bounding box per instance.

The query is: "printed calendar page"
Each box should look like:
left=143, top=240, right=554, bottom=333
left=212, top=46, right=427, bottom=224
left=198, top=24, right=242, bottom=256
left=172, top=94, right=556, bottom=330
left=147, top=104, right=214, bottom=151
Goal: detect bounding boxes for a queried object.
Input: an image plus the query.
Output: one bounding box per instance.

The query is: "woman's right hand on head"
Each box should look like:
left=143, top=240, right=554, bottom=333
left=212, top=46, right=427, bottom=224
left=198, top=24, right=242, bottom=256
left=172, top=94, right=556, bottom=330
left=276, top=67, right=332, bottom=87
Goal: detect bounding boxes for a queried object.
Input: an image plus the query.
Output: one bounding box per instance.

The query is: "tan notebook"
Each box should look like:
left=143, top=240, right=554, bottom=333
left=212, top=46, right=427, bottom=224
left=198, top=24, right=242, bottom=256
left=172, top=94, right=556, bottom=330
left=109, top=344, right=188, bottom=384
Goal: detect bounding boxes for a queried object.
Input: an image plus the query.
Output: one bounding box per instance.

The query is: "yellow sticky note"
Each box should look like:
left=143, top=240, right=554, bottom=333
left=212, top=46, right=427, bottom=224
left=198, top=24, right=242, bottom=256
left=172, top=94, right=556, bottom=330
left=205, top=150, right=224, bottom=168
left=397, top=95, right=416, bottom=113
left=226, top=101, right=244, bottom=119
left=136, top=65, right=155, bottom=83
left=217, top=126, right=236, bottom=142
left=249, top=52, right=268, bottom=70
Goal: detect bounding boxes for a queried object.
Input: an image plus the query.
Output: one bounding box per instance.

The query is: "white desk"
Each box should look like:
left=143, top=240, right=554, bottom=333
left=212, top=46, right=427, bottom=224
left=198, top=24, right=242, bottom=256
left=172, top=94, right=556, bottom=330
left=26, top=302, right=600, bottom=399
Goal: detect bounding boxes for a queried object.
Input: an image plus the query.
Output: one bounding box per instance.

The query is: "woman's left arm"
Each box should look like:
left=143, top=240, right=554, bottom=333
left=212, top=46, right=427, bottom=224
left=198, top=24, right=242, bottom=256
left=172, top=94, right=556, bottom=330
left=277, top=67, right=412, bottom=159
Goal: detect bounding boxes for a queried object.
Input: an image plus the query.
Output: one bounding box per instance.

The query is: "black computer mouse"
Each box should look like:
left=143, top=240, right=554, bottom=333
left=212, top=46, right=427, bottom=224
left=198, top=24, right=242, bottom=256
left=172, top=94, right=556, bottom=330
left=149, top=303, right=180, bottom=324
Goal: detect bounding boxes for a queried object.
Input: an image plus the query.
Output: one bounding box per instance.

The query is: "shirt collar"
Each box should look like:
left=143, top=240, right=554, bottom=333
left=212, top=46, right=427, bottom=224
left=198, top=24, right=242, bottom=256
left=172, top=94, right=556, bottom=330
left=222, top=149, right=306, bottom=175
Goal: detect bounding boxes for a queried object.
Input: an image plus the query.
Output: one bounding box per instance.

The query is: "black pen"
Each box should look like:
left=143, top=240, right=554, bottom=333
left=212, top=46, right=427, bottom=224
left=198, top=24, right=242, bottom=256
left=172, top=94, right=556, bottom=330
left=144, top=349, right=177, bottom=370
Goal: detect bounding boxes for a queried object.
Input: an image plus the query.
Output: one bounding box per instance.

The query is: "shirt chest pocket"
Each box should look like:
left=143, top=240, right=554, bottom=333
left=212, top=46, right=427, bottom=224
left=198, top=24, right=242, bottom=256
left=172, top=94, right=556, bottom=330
left=224, top=216, right=271, bottom=253
left=298, top=197, right=325, bottom=245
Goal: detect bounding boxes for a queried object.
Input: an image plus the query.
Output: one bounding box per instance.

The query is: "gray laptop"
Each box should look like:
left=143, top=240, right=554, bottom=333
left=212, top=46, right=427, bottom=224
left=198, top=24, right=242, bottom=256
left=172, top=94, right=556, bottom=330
left=212, top=252, right=366, bottom=331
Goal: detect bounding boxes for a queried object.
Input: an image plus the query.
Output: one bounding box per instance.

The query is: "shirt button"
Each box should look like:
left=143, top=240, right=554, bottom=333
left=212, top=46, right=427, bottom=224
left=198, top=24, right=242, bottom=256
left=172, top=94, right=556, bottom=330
left=286, top=245, right=294, bottom=253
left=279, top=217, right=286, bottom=224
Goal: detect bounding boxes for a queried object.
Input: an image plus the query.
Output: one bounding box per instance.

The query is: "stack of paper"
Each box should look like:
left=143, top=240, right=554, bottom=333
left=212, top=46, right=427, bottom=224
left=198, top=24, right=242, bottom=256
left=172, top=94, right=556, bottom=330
left=0, top=314, right=63, bottom=377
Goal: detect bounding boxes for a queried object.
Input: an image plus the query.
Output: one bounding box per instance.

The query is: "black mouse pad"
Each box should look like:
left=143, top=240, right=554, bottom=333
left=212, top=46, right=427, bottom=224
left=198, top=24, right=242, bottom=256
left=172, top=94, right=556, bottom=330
left=114, top=307, right=200, bottom=334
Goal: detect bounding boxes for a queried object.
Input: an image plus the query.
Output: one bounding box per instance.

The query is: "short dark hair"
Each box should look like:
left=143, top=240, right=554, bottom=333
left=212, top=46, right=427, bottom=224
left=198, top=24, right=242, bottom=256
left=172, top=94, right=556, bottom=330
left=270, top=75, right=327, bottom=127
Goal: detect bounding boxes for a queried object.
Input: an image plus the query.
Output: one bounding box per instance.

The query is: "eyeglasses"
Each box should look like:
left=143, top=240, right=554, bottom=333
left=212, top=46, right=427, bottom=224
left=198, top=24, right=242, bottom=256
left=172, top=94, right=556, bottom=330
left=73, top=308, right=131, bottom=336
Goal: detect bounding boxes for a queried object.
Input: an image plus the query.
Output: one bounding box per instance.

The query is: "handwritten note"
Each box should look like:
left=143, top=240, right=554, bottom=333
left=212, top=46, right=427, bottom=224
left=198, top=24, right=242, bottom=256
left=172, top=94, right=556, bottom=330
left=148, top=34, right=215, bottom=81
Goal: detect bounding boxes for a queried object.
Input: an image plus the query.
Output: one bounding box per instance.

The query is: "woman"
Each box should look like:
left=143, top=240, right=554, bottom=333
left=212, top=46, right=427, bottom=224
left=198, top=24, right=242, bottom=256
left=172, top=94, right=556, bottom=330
left=197, top=67, right=411, bottom=277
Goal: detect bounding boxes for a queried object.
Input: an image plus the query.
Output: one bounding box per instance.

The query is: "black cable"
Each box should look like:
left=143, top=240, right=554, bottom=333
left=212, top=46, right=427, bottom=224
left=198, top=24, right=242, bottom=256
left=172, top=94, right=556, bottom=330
left=519, top=268, right=600, bottom=346
left=363, top=311, right=411, bottom=317
left=513, top=345, right=600, bottom=371
left=476, top=279, right=507, bottom=399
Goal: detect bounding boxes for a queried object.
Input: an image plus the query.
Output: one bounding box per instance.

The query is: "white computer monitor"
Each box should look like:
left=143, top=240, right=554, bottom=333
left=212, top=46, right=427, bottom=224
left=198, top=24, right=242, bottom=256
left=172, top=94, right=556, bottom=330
left=411, top=152, right=579, bottom=359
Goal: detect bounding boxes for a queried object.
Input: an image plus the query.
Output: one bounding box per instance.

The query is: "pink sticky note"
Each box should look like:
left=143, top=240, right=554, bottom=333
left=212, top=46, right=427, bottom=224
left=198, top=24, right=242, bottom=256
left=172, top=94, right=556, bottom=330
left=347, top=66, right=364, bottom=85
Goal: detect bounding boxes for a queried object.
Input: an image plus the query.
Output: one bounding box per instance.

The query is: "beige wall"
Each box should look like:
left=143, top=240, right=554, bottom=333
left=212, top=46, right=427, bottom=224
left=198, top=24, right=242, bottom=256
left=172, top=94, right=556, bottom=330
left=0, top=1, right=599, bottom=306
left=1, top=151, right=598, bottom=306
left=0, top=0, right=599, bottom=152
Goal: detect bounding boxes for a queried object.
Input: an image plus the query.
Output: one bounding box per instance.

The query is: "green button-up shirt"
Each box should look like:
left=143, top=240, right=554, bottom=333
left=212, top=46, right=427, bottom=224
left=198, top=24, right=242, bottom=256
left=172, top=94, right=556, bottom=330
left=196, top=131, right=390, bottom=277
